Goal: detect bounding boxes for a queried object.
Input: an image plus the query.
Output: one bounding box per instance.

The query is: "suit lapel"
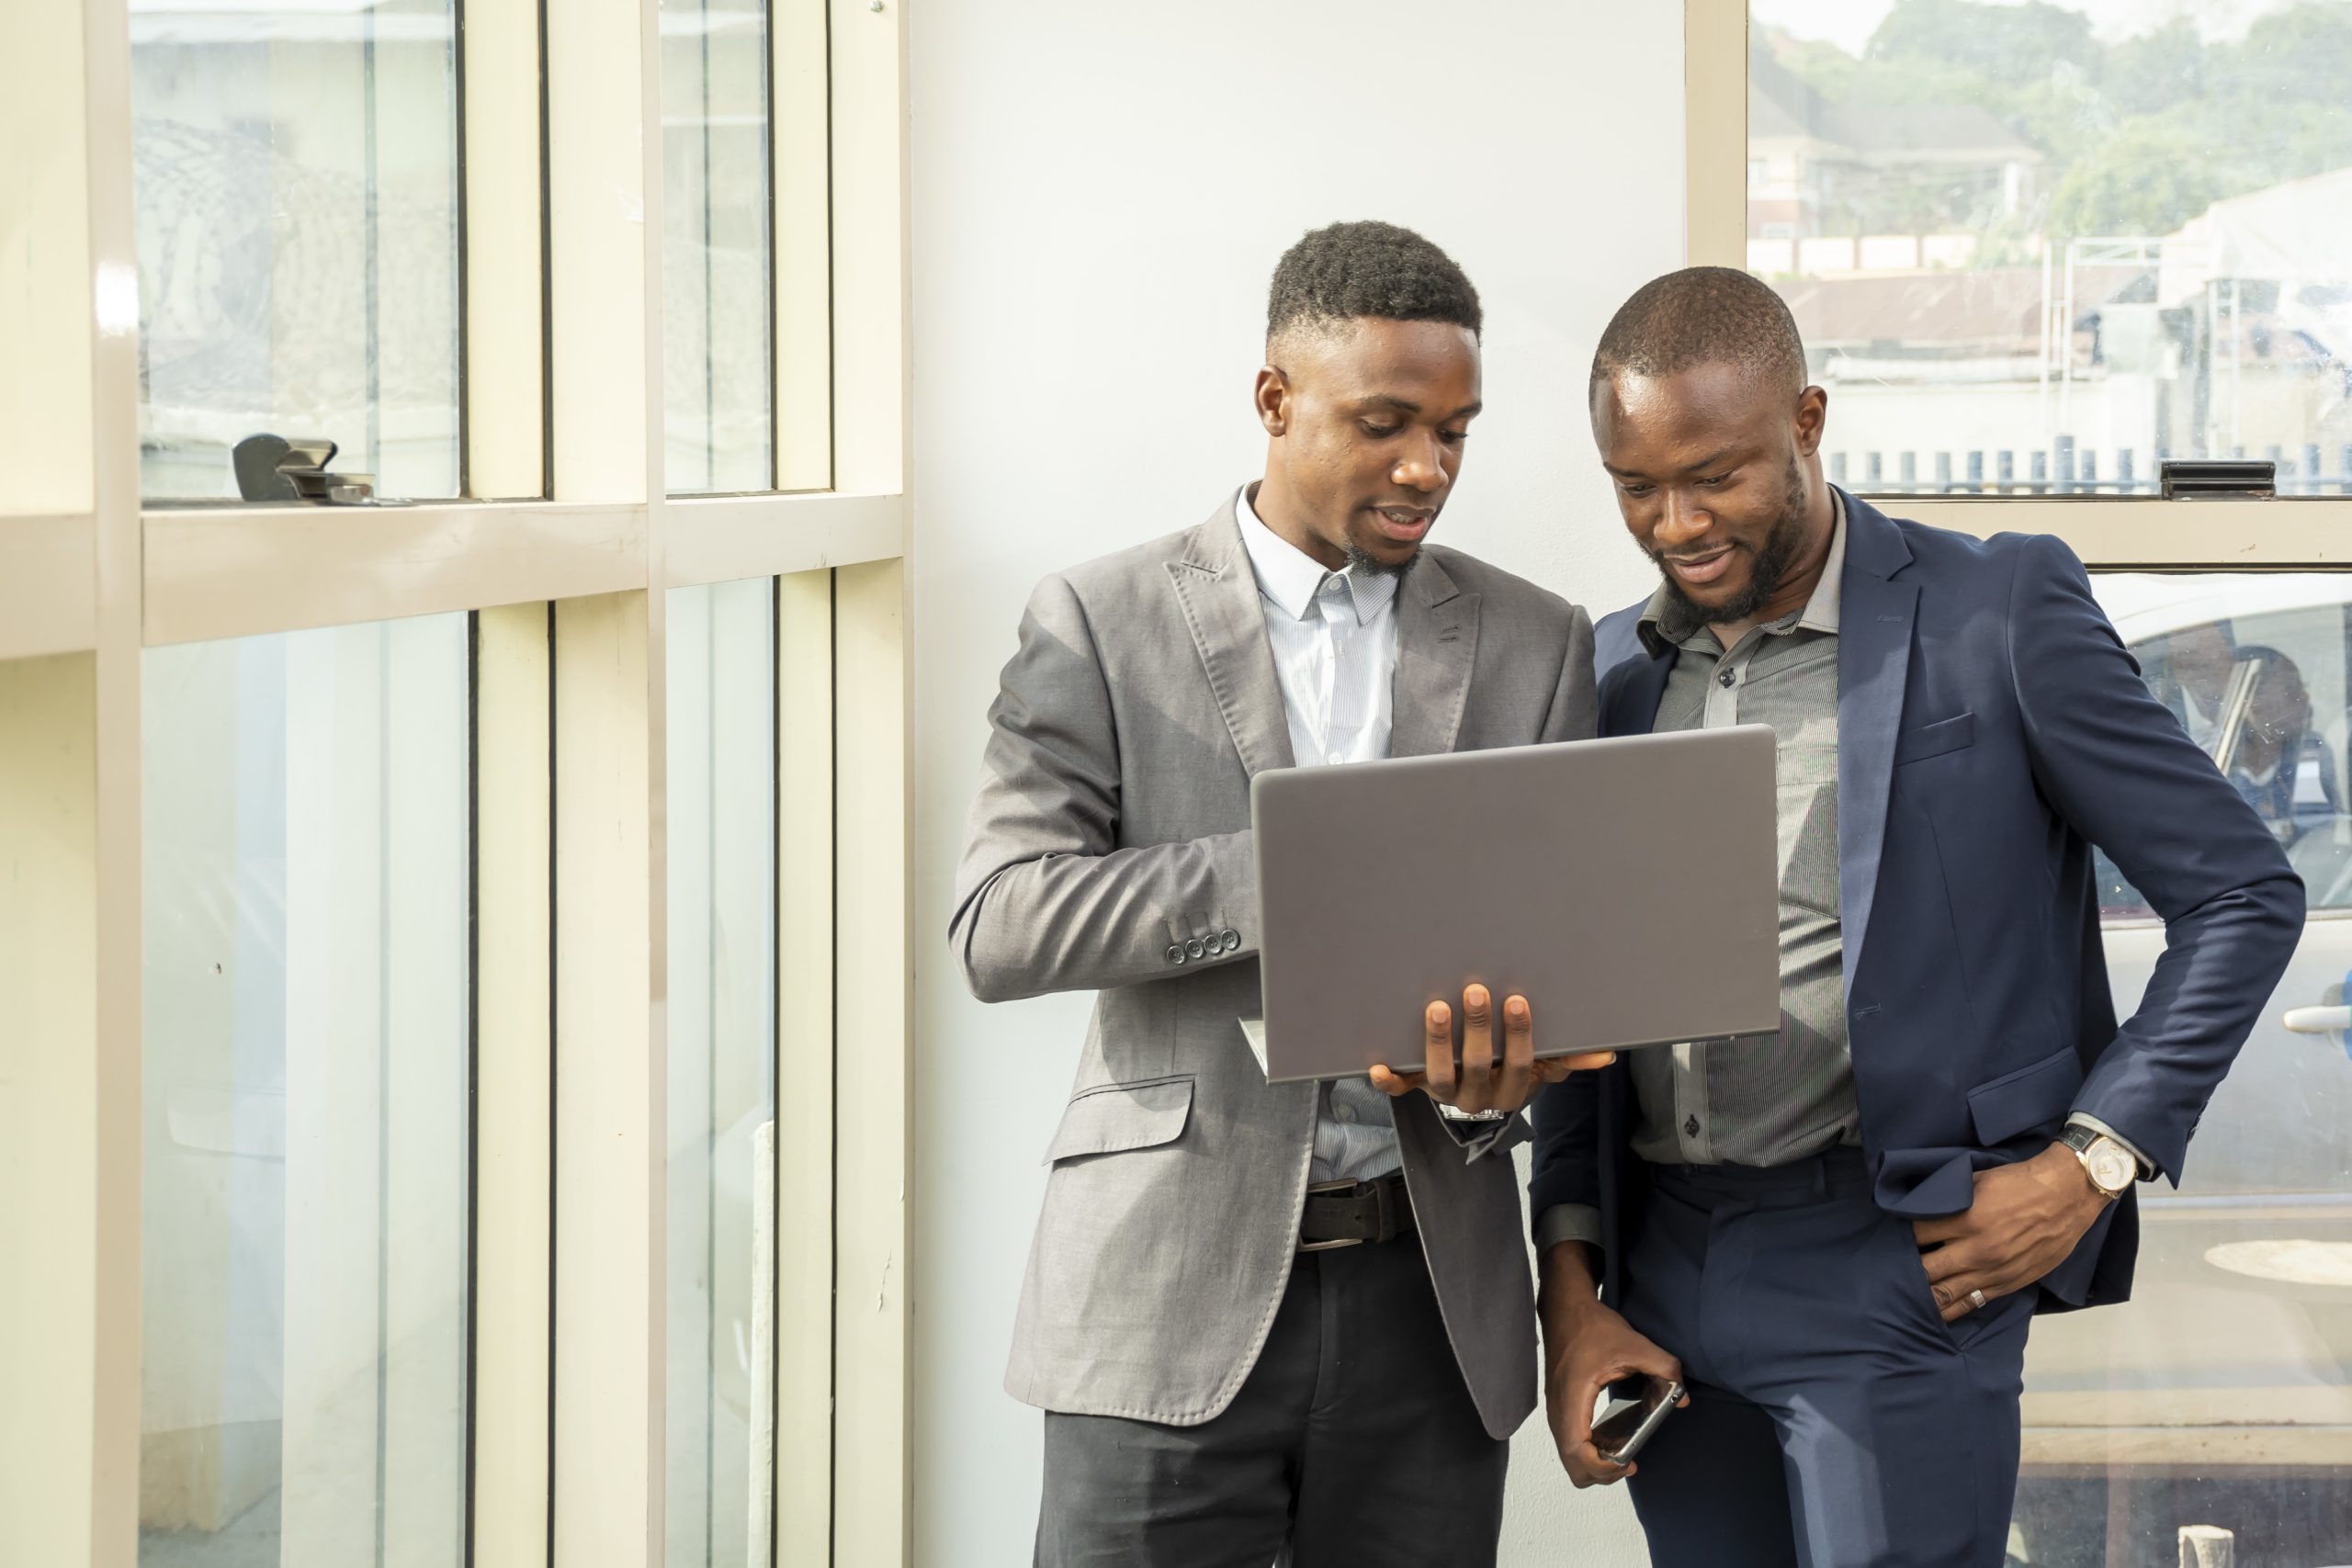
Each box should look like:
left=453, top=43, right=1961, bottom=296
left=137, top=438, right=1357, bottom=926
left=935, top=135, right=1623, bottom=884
left=1836, top=494, right=1918, bottom=987
left=1601, top=647, right=1674, bottom=739
left=1389, top=554, right=1481, bottom=759
left=1168, top=510, right=1295, bottom=777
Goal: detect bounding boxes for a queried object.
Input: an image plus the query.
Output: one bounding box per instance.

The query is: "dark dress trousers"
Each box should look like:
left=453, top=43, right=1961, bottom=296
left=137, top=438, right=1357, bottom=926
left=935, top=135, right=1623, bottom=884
left=1530, top=492, right=2303, bottom=1567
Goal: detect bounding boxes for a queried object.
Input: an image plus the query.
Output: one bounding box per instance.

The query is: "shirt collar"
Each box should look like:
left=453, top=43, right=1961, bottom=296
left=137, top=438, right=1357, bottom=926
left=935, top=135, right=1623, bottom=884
left=1638, top=488, right=1848, bottom=655
left=1234, top=483, right=1401, bottom=626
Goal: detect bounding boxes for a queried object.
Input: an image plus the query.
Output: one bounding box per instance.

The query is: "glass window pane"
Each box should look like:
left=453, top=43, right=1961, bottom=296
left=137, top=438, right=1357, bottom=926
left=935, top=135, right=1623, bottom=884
left=139, top=614, right=471, bottom=1565
left=133, top=2, right=461, bottom=502
left=665, top=579, right=778, bottom=1567
left=1747, top=3, right=2352, bottom=497
left=2011, top=571, right=2352, bottom=1562
left=662, top=0, right=775, bottom=495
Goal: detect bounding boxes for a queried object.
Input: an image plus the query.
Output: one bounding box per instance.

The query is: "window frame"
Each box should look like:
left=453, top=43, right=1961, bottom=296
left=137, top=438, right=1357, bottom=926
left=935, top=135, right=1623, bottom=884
left=0, top=1, right=911, bottom=1566
left=1685, top=0, right=2352, bottom=570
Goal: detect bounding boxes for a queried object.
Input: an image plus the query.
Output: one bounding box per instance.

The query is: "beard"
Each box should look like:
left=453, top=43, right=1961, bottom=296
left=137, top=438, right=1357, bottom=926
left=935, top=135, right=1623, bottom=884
left=1651, top=459, right=1809, bottom=627
left=1343, top=541, right=1416, bottom=578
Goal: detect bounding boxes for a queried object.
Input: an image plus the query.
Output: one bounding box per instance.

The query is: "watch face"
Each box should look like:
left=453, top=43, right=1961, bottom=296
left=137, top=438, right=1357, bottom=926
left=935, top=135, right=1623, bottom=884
left=2087, top=1142, right=2135, bottom=1193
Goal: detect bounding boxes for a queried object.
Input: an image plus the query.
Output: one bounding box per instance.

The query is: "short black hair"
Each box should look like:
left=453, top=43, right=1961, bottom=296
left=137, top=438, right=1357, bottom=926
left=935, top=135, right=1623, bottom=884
left=1266, top=220, right=1482, bottom=352
left=1591, top=266, right=1806, bottom=396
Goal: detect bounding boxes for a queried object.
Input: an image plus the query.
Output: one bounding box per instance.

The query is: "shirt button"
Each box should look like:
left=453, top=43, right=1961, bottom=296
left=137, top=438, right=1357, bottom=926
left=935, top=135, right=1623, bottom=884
left=1327, top=751, right=1344, bottom=765
left=1684, top=1114, right=1702, bottom=1139
left=1167, top=944, right=1186, bottom=966
left=1336, top=1105, right=1357, bottom=1124
left=1716, top=668, right=1736, bottom=688
left=1185, top=937, right=1207, bottom=960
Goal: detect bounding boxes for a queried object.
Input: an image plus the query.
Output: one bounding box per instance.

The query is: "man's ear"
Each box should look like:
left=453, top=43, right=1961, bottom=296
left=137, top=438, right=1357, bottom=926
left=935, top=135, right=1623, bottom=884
left=1255, top=365, right=1289, bottom=437
left=1792, top=384, right=1828, bottom=458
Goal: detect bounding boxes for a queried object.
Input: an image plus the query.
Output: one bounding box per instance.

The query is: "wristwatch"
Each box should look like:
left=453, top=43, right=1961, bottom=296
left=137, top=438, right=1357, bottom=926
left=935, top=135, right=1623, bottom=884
left=1437, top=1103, right=1510, bottom=1124
left=2060, top=1123, right=2136, bottom=1201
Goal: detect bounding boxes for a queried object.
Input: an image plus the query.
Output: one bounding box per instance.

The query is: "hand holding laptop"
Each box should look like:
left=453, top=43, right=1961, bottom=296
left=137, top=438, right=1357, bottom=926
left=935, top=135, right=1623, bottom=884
left=1368, top=983, right=1620, bottom=1116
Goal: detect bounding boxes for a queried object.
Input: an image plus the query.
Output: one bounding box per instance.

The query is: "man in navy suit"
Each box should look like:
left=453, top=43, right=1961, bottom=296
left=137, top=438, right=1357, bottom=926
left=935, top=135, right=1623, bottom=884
left=1526, top=268, right=2304, bottom=1568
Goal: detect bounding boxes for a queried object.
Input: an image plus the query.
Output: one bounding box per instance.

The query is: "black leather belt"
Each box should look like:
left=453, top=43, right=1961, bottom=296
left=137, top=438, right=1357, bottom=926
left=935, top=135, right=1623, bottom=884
left=1298, top=1171, right=1415, bottom=1251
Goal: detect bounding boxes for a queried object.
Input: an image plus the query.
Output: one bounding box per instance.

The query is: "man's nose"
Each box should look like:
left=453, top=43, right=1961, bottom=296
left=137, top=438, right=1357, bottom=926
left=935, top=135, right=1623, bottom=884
left=1654, top=490, right=1711, bottom=545
left=1391, top=439, right=1447, bottom=494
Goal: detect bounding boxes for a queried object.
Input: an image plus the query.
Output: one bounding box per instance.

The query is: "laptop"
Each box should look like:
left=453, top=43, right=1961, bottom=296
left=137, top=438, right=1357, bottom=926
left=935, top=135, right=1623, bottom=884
left=1248, top=726, right=1781, bottom=1083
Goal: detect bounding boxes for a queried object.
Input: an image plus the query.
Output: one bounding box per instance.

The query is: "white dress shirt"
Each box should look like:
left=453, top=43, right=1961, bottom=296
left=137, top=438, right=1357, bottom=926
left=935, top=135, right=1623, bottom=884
left=1235, top=484, right=1407, bottom=1184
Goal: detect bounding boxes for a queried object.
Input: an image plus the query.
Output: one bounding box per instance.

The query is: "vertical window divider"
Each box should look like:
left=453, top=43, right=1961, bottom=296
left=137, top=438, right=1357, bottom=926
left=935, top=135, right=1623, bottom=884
left=85, top=0, right=151, bottom=1558
left=775, top=568, right=838, bottom=1564
left=471, top=602, right=557, bottom=1568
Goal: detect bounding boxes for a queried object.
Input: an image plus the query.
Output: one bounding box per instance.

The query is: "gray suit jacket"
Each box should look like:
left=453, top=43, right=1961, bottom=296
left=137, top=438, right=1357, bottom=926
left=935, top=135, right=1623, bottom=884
left=950, top=498, right=1598, bottom=1438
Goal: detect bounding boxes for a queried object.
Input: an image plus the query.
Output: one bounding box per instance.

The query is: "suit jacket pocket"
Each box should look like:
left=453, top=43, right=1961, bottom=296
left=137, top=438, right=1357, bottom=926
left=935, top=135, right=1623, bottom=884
left=1966, top=1043, right=2082, bottom=1146
left=1894, top=710, right=1975, bottom=765
left=1043, top=1074, right=1194, bottom=1164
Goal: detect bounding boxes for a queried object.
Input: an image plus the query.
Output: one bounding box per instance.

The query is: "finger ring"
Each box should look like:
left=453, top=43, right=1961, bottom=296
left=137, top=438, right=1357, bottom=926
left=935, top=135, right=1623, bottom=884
left=1966, top=1289, right=1988, bottom=1313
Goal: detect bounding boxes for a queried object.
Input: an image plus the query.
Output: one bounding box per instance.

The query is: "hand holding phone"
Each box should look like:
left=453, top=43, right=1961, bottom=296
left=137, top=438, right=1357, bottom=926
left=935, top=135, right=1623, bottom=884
left=1590, top=1374, right=1684, bottom=1466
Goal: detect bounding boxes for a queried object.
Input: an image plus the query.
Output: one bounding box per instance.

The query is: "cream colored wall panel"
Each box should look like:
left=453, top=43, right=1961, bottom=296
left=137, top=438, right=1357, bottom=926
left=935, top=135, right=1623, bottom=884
left=141, top=504, right=648, bottom=647
left=464, top=0, right=549, bottom=500
left=552, top=592, right=657, bottom=1568
left=0, top=653, right=99, bottom=1568
left=667, top=492, right=905, bottom=589
left=775, top=570, right=835, bottom=1567
left=0, top=515, right=97, bottom=659
left=831, top=558, right=908, bottom=1567
left=0, top=3, right=96, bottom=517
left=472, top=603, right=553, bottom=1568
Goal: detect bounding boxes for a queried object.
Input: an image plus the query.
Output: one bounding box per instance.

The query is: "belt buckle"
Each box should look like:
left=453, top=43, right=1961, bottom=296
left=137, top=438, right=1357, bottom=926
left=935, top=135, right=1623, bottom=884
left=1299, top=1177, right=1365, bottom=1252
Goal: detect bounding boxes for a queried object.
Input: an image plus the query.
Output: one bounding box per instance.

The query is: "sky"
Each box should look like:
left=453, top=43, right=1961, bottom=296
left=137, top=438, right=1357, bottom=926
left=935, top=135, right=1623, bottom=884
left=1747, top=0, right=2309, bottom=56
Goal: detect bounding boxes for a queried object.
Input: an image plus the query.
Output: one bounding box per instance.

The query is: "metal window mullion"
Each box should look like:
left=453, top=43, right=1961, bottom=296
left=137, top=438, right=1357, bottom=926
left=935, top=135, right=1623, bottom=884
left=470, top=602, right=555, bottom=1568
left=86, top=0, right=148, bottom=1562
left=541, top=0, right=668, bottom=1566
left=773, top=568, right=835, bottom=1566
left=463, top=0, right=550, bottom=501
left=825, top=0, right=906, bottom=497
left=775, top=0, right=833, bottom=491
left=1683, top=0, right=1746, bottom=270
left=828, top=557, right=908, bottom=1568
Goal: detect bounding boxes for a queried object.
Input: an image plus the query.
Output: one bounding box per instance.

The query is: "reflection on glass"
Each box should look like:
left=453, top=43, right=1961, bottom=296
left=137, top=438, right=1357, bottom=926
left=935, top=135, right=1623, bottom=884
left=1747, top=3, right=2352, bottom=496
left=666, top=579, right=778, bottom=1568
left=662, top=0, right=774, bottom=495
left=139, top=615, right=470, bottom=1567
left=2013, top=572, right=2352, bottom=1563
left=132, top=1, right=461, bottom=502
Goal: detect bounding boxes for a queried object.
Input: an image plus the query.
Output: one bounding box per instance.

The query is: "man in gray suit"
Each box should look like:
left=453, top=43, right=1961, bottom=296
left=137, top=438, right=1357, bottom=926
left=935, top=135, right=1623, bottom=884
left=951, top=221, right=1607, bottom=1565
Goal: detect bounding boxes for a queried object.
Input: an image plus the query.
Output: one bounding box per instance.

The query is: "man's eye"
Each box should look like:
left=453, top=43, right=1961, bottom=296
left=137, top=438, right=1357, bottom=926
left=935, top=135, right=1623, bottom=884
left=1620, top=483, right=1655, bottom=498
left=1362, top=423, right=1401, bottom=438
left=1440, top=429, right=1468, bottom=446
left=1697, top=472, right=1731, bottom=489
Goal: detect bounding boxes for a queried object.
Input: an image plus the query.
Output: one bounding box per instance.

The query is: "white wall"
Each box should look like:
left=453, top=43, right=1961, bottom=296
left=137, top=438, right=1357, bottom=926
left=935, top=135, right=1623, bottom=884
left=907, top=5, right=1688, bottom=1562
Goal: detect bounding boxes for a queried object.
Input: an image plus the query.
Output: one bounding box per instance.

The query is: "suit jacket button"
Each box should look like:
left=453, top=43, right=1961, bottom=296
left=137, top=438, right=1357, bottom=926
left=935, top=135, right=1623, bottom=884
left=1166, top=944, right=1186, bottom=965
left=1185, top=937, right=1207, bottom=960
left=1220, top=929, right=1240, bottom=951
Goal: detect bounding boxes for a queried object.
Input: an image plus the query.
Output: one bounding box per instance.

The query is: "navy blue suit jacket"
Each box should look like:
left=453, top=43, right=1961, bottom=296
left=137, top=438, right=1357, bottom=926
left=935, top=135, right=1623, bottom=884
left=1528, top=492, right=2304, bottom=1311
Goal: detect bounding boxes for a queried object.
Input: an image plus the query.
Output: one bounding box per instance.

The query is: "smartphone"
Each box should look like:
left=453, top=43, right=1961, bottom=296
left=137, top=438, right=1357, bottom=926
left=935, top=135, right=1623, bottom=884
left=1591, top=1375, right=1683, bottom=1466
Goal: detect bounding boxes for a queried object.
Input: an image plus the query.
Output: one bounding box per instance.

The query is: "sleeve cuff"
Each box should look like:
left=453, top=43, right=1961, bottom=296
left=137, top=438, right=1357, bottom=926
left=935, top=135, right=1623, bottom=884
left=1536, top=1202, right=1604, bottom=1255
left=2067, top=1112, right=2154, bottom=1181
